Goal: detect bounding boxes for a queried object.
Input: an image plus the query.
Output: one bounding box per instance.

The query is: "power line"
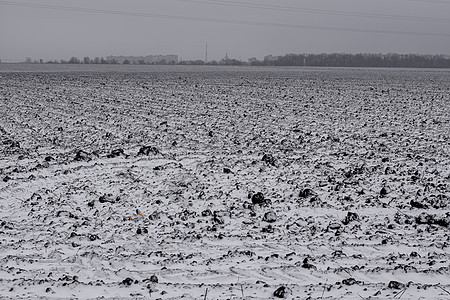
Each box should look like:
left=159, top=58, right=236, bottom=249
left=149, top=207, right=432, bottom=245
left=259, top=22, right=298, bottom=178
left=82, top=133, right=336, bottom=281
left=0, top=0, right=449, bottom=37
left=175, top=0, right=450, bottom=23
left=402, top=0, right=450, bottom=4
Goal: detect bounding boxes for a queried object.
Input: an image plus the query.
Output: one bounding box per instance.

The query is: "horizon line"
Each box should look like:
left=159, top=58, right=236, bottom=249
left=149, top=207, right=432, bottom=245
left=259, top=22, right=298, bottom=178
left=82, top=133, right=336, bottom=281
left=2, top=51, right=450, bottom=63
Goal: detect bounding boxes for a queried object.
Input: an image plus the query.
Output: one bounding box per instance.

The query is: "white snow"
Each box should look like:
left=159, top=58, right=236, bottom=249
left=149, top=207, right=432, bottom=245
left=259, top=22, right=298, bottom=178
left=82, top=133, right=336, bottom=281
left=0, top=66, right=449, bottom=299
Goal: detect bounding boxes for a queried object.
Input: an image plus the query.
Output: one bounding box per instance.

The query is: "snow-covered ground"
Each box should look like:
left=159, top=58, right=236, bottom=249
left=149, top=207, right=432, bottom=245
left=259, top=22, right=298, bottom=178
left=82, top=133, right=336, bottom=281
left=0, top=66, right=449, bottom=299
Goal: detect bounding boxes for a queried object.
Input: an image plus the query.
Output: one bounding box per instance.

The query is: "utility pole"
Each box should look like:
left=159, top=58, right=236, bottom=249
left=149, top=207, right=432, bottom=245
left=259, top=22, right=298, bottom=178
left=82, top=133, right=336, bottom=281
left=205, top=43, right=208, bottom=63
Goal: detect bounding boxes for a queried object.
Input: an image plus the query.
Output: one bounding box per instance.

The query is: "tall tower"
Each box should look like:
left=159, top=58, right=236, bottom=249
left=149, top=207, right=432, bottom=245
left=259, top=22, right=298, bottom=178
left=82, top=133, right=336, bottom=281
left=205, top=43, right=208, bottom=63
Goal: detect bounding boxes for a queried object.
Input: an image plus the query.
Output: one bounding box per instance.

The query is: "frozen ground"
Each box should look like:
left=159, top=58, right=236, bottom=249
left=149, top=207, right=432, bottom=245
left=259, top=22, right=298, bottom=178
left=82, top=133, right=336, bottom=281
left=0, top=66, right=449, bottom=299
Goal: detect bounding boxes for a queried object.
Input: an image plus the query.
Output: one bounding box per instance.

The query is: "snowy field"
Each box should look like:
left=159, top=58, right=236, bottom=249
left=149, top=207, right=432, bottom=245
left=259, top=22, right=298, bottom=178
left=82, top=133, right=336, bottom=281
left=0, top=65, right=449, bottom=299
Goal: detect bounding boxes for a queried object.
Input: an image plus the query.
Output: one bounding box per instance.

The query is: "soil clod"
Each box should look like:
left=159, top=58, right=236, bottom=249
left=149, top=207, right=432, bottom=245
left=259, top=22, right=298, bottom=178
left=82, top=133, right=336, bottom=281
left=263, top=211, right=277, bottom=223
left=273, top=286, right=289, bottom=298
left=138, top=145, right=160, bottom=156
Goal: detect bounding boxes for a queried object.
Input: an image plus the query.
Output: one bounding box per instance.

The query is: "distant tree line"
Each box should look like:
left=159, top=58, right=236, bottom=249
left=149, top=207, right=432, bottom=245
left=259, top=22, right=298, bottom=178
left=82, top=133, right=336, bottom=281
left=253, top=53, right=450, bottom=68
left=178, top=57, right=245, bottom=66
left=23, top=56, right=112, bottom=64
left=63, top=57, right=112, bottom=64
left=19, top=53, right=450, bottom=68
left=59, top=56, right=177, bottom=65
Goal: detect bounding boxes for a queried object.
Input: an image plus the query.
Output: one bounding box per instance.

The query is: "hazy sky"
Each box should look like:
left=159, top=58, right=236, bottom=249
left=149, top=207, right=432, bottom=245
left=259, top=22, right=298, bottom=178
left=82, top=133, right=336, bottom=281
left=0, top=0, right=449, bottom=61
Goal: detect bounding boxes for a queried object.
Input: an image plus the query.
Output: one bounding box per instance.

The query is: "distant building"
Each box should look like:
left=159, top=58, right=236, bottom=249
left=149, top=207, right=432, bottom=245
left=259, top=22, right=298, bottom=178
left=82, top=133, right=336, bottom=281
left=264, top=55, right=281, bottom=62
left=106, top=54, right=178, bottom=64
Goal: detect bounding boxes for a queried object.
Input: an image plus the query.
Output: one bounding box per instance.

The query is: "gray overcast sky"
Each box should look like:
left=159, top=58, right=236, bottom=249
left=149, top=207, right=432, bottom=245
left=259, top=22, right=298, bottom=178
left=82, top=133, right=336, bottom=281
left=0, top=0, right=449, bottom=61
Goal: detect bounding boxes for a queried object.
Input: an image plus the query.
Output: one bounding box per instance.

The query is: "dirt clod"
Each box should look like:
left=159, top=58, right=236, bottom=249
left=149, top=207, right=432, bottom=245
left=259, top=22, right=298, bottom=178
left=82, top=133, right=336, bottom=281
left=122, top=277, right=134, bottom=286
left=107, top=148, right=125, bottom=158
left=273, top=286, right=289, bottom=298
left=342, top=278, right=358, bottom=286
left=74, top=150, right=91, bottom=161
left=251, top=192, right=265, bottom=205
left=299, top=188, right=316, bottom=198
left=342, top=212, right=359, bottom=225
left=262, top=154, right=276, bottom=166
left=263, top=211, right=277, bottom=223
left=388, top=280, right=405, bottom=289
left=138, top=146, right=160, bottom=156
